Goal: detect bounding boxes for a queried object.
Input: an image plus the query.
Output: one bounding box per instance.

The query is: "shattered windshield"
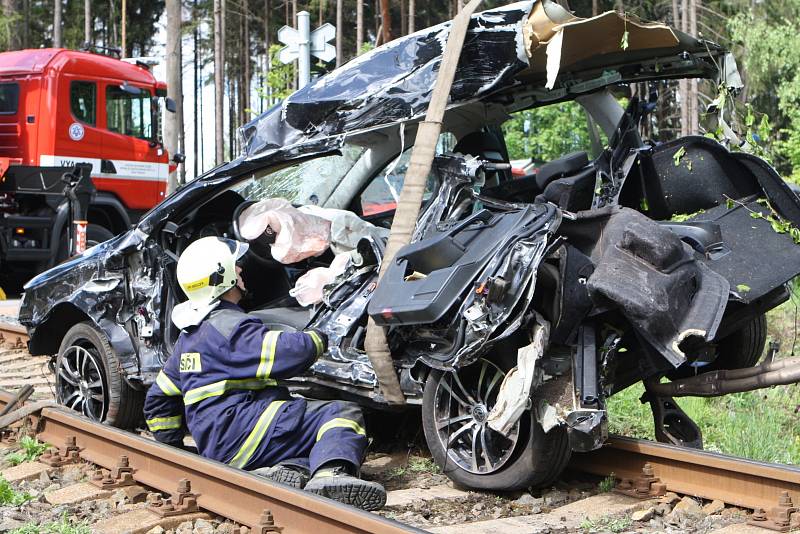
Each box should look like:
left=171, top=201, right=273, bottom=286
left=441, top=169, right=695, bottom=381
left=236, top=144, right=366, bottom=206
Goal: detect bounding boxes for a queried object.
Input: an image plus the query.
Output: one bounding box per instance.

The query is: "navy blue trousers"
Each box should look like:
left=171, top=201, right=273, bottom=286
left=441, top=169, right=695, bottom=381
left=250, top=399, right=368, bottom=474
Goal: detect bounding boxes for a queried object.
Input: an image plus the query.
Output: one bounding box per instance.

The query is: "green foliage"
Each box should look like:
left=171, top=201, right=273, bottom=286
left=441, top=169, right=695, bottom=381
left=0, top=475, right=32, bottom=506
left=607, top=325, right=800, bottom=467
left=5, top=437, right=49, bottom=467
left=728, top=7, right=800, bottom=179
left=598, top=474, right=616, bottom=493
left=262, top=44, right=295, bottom=102
left=10, top=514, right=91, bottom=534
left=580, top=515, right=632, bottom=533
left=358, top=42, right=375, bottom=56
left=503, top=102, right=598, bottom=163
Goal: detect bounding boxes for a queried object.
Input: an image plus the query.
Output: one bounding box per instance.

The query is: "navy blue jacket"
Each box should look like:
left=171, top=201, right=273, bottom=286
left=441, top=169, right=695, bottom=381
left=143, top=301, right=324, bottom=468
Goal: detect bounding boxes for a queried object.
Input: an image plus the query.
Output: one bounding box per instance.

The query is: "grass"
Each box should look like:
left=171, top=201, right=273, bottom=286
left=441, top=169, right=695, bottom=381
left=10, top=515, right=91, bottom=534
left=607, top=292, right=800, bottom=464
left=598, top=474, right=616, bottom=493
left=388, top=456, right=440, bottom=478
left=580, top=515, right=633, bottom=533
left=0, top=475, right=32, bottom=506
left=5, top=437, right=49, bottom=466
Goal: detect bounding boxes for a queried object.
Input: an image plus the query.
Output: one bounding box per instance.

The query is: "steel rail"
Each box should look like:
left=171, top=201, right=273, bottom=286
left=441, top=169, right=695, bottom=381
left=0, top=392, right=420, bottom=534
left=571, top=435, right=800, bottom=511
left=0, top=320, right=28, bottom=344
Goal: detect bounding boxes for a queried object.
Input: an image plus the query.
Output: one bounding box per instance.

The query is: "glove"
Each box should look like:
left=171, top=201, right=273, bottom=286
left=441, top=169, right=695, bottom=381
left=307, top=328, right=329, bottom=356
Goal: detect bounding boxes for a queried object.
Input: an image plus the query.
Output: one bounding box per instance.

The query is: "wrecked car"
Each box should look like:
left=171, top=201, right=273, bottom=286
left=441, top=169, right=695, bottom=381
left=19, top=0, right=800, bottom=491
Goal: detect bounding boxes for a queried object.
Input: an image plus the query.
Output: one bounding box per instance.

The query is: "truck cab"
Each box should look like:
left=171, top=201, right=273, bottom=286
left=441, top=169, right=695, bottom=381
left=0, top=48, right=174, bottom=280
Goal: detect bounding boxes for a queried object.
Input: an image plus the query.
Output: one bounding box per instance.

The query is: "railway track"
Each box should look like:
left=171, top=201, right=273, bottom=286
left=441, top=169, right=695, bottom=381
left=0, top=311, right=798, bottom=532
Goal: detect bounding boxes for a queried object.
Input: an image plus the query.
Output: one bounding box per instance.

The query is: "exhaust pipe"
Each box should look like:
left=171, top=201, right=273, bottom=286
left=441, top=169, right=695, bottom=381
left=647, top=356, right=800, bottom=397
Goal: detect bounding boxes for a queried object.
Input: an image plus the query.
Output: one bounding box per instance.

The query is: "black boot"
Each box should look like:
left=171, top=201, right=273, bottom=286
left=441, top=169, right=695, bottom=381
left=304, top=461, right=386, bottom=511
left=251, top=462, right=310, bottom=489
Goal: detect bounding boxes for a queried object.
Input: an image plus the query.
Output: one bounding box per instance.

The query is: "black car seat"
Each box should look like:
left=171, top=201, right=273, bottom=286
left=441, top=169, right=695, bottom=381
left=535, top=151, right=596, bottom=212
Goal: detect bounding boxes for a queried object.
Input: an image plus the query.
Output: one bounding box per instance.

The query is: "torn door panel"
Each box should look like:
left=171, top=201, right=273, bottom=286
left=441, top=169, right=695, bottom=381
left=570, top=207, right=729, bottom=367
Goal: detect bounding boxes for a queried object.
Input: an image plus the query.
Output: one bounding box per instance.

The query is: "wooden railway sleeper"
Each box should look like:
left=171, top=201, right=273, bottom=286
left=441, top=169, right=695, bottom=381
left=749, top=491, right=800, bottom=532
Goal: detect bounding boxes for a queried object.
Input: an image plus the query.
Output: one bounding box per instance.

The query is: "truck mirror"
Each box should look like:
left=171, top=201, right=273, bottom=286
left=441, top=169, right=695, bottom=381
left=172, top=152, right=186, bottom=164
left=165, top=97, right=177, bottom=113
left=119, top=81, right=142, bottom=95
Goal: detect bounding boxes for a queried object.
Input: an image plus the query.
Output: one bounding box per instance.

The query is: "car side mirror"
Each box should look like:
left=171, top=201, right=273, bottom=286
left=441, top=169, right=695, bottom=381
left=165, top=97, right=177, bottom=113
left=172, top=152, right=186, bottom=164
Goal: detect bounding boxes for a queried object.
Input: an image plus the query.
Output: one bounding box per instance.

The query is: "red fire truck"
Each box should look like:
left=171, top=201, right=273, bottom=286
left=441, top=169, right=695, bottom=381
left=0, top=48, right=181, bottom=283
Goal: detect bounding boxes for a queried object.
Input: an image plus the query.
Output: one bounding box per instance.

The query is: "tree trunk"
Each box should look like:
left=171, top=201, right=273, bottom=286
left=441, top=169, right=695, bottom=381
left=243, top=0, right=250, bottom=125
left=121, top=0, right=126, bottom=56
left=53, top=0, right=61, bottom=47
left=679, top=0, right=688, bottom=137
left=356, top=0, right=363, bottom=53
left=380, top=0, right=390, bottom=43
left=363, top=0, right=483, bottom=405
left=84, top=0, right=91, bottom=45
left=592, top=0, right=598, bottom=16
left=408, top=0, right=414, bottom=33
left=193, top=0, right=199, bottom=178
left=336, top=0, right=342, bottom=66
left=165, top=0, right=183, bottom=191
left=268, top=0, right=274, bottom=112
left=3, top=0, right=18, bottom=50
left=214, top=0, right=225, bottom=165
left=689, top=0, right=698, bottom=134
left=400, top=0, right=406, bottom=37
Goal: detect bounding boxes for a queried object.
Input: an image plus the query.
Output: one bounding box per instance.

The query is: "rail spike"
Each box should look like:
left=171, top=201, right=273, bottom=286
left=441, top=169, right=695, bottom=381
left=39, top=435, right=82, bottom=467
left=748, top=492, right=800, bottom=532
left=90, top=454, right=137, bottom=488
left=614, top=462, right=667, bottom=499
left=253, top=509, right=283, bottom=534
left=147, top=477, right=201, bottom=518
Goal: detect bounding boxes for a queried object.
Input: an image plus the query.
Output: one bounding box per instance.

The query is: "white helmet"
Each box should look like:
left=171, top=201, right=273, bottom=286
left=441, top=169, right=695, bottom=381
left=176, top=236, right=249, bottom=306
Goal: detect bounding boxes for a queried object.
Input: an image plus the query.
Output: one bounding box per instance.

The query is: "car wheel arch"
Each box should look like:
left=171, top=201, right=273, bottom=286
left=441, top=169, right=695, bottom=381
left=30, top=303, right=140, bottom=383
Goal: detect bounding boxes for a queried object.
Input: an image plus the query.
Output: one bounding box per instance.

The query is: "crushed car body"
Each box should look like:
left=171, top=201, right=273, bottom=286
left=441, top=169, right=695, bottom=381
left=19, top=0, right=800, bottom=490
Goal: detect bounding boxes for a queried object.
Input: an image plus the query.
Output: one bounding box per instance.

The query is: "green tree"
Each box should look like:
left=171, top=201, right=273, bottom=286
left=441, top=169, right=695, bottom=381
left=503, top=102, right=595, bottom=163
left=728, top=3, right=800, bottom=180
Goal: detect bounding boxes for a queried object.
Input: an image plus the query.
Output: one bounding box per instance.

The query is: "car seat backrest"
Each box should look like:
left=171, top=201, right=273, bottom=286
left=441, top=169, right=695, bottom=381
left=535, top=151, right=589, bottom=191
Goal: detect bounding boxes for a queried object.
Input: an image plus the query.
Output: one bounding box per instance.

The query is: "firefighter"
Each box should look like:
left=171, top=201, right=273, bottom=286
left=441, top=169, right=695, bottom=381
left=143, top=236, right=386, bottom=511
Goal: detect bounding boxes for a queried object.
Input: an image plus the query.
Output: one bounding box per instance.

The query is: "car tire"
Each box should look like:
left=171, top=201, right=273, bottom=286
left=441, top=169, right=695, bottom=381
left=422, top=359, right=571, bottom=491
left=55, top=321, right=143, bottom=429
left=668, top=314, right=767, bottom=380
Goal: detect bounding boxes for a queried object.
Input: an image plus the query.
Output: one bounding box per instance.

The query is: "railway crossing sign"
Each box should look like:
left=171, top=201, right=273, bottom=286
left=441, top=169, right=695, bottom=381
left=277, top=12, right=337, bottom=88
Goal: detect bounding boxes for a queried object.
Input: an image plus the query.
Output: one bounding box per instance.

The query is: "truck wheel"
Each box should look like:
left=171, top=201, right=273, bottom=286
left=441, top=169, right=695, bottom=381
left=422, top=357, right=571, bottom=491
left=54, top=224, right=114, bottom=265
left=55, top=322, right=143, bottom=429
left=86, top=224, right=114, bottom=247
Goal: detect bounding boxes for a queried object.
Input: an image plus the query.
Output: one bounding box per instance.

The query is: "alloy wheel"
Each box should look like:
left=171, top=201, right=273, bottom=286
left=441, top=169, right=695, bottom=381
left=433, top=358, right=521, bottom=474
left=56, top=343, right=108, bottom=421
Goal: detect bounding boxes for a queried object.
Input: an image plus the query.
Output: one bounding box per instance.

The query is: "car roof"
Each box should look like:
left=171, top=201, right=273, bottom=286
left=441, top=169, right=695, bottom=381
left=236, top=0, right=726, bottom=173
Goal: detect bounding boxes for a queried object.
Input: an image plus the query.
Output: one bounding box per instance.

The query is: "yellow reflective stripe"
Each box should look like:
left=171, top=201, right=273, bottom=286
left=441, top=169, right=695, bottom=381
left=316, top=418, right=366, bottom=442
left=256, top=331, right=280, bottom=379
left=183, top=378, right=276, bottom=406
left=156, top=371, right=181, bottom=396
left=146, top=415, right=182, bottom=431
left=228, top=401, right=286, bottom=469
left=306, top=330, right=324, bottom=357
